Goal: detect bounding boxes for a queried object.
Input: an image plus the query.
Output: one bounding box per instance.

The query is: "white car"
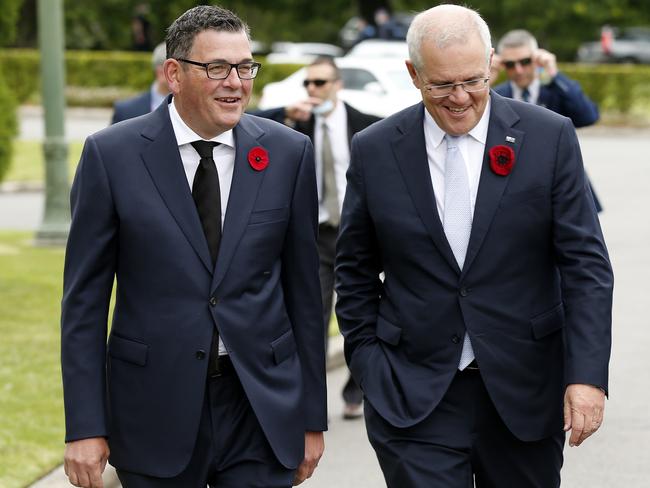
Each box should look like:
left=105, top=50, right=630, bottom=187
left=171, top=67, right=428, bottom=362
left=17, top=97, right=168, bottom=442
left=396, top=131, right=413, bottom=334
left=265, top=42, right=344, bottom=64
left=257, top=57, right=421, bottom=118
left=344, top=39, right=409, bottom=59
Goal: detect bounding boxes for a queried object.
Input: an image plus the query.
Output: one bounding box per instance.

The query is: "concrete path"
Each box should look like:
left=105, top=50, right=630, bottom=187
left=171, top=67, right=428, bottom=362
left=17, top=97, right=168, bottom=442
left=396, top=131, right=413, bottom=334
left=4, top=106, right=649, bottom=487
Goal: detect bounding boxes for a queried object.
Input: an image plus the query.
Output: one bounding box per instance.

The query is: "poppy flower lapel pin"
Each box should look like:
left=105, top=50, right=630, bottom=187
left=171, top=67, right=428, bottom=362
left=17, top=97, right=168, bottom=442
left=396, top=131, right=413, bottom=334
left=488, top=144, right=515, bottom=176
left=248, top=146, right=269, bottom=171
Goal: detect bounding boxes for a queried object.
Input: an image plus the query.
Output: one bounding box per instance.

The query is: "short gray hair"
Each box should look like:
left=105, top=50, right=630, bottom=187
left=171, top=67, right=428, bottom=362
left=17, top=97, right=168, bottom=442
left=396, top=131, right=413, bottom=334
left=406, top=4, right=492, bottom=71
left=496, top=29, right=538, bottom=54
left=165, top=5, right=250, bottom=60
left=151, top=42, right=166, bottom=69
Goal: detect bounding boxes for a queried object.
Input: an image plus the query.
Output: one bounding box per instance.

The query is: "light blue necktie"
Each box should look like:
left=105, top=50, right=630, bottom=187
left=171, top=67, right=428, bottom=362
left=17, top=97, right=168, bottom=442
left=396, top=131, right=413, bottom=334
left=444, top=135, right=475, bottom=370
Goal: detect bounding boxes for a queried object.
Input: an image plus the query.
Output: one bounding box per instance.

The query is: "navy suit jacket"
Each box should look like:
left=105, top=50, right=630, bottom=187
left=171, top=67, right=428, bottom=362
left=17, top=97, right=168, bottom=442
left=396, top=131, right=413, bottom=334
left=111, top=91, right=152, bottom=124
left=492, top=73, right=599, bottom=128
left=335, top=93, right=613, bottom=442
left=61, top=100, right=327, bottom=476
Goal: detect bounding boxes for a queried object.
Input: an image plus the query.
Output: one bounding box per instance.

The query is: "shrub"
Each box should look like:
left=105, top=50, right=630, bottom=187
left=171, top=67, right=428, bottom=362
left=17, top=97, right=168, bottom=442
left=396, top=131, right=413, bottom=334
left=0, top=71, right=17, bottom=182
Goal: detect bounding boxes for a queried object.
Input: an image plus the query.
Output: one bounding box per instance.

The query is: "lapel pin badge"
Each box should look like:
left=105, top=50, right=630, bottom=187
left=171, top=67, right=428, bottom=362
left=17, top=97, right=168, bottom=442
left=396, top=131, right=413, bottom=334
left=505, top=136, right=516, bottom=143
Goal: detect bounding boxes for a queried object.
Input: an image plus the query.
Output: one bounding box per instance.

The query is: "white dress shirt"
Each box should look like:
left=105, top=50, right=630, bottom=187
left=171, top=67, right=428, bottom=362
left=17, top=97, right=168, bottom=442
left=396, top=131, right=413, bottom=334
left=314, top=99, right=350, bottom=224
left=168, top=99, right=235, bottom=355
left=423, top=98, right=491, bottom=224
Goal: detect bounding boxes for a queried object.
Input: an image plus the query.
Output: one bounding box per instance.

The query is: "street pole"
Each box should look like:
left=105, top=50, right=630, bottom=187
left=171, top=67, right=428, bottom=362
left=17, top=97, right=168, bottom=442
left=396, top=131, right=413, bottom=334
left=35, top=0, right=70, bottom=246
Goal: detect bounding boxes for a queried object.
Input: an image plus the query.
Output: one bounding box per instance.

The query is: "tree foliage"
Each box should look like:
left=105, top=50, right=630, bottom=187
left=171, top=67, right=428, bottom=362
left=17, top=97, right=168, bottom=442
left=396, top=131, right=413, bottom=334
left=8, top=1, right=650, bottom=60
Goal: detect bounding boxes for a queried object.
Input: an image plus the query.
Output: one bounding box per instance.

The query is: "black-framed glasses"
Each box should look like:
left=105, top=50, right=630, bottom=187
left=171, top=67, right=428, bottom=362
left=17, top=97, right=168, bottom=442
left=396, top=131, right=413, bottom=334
left=423, top=77, right=490, bottom=98
left=303, top=78, right=336, bottom=88
left=177, top=58, right=261, bottom=80
left=503, top=57, right=533, bottom=70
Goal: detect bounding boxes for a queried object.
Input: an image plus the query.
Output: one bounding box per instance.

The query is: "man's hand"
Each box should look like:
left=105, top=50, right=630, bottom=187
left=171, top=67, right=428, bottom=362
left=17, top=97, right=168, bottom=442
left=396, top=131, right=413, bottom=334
left=64, top=437, right=110, bottom=488
left=533, top=48, right=558, bottom=78
left=564, top=384, right=606, bottom=447
left=293, top=431, right=324, bottom=485
left=285, top=98, right=322, bottom=123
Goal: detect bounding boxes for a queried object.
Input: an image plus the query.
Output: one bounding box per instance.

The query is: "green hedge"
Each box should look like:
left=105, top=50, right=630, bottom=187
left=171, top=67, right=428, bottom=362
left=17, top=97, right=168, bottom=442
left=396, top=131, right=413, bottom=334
left=1, top=48, right=649, bottom=114
left=0, top=48, right=301, bottom=106
left=0, top=71, right=17, bottom=181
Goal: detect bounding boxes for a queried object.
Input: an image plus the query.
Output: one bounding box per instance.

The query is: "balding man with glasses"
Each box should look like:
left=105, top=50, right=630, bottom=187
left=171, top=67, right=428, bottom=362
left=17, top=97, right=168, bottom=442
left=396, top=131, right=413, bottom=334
left=335, top=5, right=612, bottom=487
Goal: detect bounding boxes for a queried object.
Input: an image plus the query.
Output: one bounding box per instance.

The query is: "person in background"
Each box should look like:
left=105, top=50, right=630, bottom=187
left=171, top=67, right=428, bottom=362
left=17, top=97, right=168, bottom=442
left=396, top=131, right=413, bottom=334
left=336, top=5, right=612, bottom=486
left=61, top=5, right=326, bottom=487
left=255, top=56, right=380, bottom=420
left=492, top=29, right=602, bottom=211
left=111, top=42, right=170, bottom=124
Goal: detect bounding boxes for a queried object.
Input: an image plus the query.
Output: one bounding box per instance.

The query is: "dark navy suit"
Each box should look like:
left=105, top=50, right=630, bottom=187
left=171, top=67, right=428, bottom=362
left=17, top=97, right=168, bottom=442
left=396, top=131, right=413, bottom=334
left=61, top=99, right=327, bottom=481
left=335, top=93, right=613, bottom=486
left=111, top=91, right=152, bottom=124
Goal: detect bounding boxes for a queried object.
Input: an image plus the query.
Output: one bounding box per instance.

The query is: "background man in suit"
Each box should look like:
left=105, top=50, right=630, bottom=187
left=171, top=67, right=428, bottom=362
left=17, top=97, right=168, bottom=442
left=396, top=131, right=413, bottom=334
left=336, top=5, right=613, bottom=487
left=256, top=57, right=380, bottom=420
left=111, top=42, right=170, bottom=124
left=492, top=29, right=602, bottom=211
left=61, top=6, right=326, bottom=488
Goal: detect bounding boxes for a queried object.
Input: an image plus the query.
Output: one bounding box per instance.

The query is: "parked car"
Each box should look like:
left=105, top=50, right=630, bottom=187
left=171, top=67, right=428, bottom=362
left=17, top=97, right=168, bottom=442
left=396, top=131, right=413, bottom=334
left=265, top=42, right=344, bottom=64
left=339, top=13, right=414, bottom=49
left=344, top=39, right=409, bottom=59
left=577, top=27, right=650, bottom=64
left=256, top=56, right=420, bottom=118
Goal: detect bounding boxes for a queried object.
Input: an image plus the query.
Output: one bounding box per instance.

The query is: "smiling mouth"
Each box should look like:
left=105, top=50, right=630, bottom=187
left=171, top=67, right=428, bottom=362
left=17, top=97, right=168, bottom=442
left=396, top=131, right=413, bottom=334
left=216, top=97, right=240, bottom=104
left=446, top=106, right=468, bottom=114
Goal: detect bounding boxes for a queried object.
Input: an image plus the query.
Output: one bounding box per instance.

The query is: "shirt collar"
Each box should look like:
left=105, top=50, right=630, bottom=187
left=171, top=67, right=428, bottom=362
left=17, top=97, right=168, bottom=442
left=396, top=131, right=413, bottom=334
left=168, top=97, right=235, bottom=148
left=423, top=97, right=491, bottom=147
left=510, top=78, right=540, bottom=103
left=316, top=98, right=345, bottom=129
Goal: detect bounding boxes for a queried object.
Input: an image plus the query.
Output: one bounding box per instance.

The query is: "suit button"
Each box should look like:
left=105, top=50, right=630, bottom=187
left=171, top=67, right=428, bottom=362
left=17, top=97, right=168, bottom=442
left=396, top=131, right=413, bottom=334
left=209, top=296, right=218, bottom=306
left=459, top=287, right=469, bottom=297
left=452, top=334, right=461, bottom=344
left=196, top=350, right=206, bottom=360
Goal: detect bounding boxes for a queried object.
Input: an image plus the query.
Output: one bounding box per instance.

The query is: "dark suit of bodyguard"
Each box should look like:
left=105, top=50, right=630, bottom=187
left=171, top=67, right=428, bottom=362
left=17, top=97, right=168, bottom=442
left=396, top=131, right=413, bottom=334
left=336, top=5, right=613, bottom=487
left=61, top=6, right=326, bottom=488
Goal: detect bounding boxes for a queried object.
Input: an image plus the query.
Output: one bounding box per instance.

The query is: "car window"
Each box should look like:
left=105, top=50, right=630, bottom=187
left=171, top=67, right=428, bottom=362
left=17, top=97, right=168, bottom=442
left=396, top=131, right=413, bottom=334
left=340, top=69, right=379, bottom=90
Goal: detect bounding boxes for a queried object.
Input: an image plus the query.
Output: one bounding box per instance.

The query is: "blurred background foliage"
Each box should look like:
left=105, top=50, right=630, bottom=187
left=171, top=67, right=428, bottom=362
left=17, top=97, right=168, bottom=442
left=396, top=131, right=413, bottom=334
left=6, top=0, right=650, bottom=61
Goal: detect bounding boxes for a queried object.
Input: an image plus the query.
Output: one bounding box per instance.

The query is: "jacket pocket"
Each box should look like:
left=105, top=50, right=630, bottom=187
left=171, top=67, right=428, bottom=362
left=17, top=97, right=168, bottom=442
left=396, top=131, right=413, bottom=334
left=248, top=207, right=289, bottom=225
left=270, top=328, right=297, bottom=364
left=531, top=303, right=565, bottom=340
left=376, top=316, right=402, bottom=346
left=108, top=334, right=148, bottom=366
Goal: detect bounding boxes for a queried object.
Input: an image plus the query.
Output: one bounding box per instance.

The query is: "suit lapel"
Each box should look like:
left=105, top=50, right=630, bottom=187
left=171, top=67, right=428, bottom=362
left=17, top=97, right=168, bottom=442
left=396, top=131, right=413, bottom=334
left=392, top=103, right=459, bottom=273
left=211, top=115, right=267, bottom=291
left=462, top=93, right=524, bottom=275
left=140, top=102, right=214, bottom=273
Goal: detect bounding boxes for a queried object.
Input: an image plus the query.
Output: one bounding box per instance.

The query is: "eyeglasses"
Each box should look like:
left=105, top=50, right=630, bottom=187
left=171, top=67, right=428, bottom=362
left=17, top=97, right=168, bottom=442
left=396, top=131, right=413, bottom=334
left=303, top=79, right=336, bottom=88
left=177, top=59, right=261, bottom=80
left=503, top=57, right=533, bottom=70
left=423, top=77, right=490, bottom=98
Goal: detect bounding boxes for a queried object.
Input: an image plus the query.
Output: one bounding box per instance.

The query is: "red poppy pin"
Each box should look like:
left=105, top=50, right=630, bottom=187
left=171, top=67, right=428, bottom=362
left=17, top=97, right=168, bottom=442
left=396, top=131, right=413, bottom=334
left=248, top=146, right=269, bottom=171
left=488, top=145, right=515, bottom=176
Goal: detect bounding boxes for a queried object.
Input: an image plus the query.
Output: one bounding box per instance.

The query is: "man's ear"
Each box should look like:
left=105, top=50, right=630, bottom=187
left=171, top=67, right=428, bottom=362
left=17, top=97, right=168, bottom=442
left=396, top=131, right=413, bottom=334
left=164, top=58, right=182, bottom=94
left=405, top=60, right=421, bottom=89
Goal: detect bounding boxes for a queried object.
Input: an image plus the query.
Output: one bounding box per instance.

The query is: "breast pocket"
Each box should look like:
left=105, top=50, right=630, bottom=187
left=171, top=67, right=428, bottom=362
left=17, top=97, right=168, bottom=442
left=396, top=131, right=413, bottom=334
left=248, top=207, right=289, bottom=226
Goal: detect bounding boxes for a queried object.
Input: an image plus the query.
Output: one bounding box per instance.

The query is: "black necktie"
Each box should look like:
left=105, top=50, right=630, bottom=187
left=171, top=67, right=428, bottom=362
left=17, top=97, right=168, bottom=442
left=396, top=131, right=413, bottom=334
left=191, top=140, right=221, bottom=265
left=522, top=87, right=531, bottom=103
left=191, top=140, right=223, bottom=375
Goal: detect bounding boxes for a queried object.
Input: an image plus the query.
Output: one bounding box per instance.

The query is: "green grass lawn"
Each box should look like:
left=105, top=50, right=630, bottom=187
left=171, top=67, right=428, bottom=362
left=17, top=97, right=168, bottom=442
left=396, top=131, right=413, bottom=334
left=6, top=140, right=84, bottom=183
left=0, top=232, right=66, bottom=487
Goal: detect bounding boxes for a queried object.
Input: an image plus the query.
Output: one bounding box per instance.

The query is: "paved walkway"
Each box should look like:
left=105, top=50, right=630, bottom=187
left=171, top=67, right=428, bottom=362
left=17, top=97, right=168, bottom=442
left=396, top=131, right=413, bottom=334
left=6, top=108, right=650, bottom=487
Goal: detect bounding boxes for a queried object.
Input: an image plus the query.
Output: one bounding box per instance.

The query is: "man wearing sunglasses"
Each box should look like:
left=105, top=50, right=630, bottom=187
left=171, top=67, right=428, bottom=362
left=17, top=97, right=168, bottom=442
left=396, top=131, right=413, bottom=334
left=492, top=30, right=602, bottom=211
left=256, top=56, right=380, bottom=421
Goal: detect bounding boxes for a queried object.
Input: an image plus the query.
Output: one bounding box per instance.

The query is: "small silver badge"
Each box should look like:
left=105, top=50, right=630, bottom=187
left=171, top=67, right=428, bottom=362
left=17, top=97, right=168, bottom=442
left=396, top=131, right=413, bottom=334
left=505, top=136, right=516, bottom=143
